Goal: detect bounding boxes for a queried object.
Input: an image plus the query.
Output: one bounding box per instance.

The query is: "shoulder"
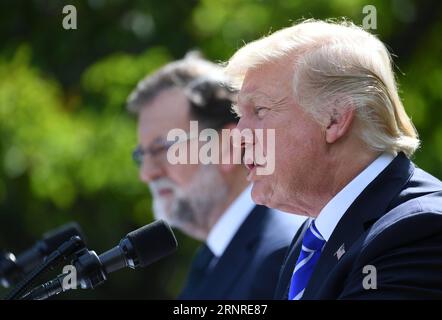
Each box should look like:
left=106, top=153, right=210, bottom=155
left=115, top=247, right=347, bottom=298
left=363, top=166, right=442, bottom=252
left=340, top=185, right=442, bottom=298
left=347, top=169, right=442, bottom=286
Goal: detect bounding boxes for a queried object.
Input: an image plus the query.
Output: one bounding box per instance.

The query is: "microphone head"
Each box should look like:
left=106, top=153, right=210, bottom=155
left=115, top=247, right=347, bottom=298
left=126, top=220, right=178, bottom=268
left=41, top=222, right=86, bottom=254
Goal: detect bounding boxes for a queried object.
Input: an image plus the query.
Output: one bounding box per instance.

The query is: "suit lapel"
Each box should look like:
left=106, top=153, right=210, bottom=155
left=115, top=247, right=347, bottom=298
left=196, top=205, right=268, bottom=298
left=302, top=153, right=414, bottom=299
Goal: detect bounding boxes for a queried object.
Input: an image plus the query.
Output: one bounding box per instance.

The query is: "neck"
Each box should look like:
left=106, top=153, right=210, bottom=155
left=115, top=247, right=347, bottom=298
left=308, top=148, right=381, bottom=218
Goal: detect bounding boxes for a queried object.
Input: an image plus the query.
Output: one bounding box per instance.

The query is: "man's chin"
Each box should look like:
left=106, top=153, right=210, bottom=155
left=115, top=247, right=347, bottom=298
left=152, top=201, right=174, bottom=222
left=251, top=182, right=269, bottom=206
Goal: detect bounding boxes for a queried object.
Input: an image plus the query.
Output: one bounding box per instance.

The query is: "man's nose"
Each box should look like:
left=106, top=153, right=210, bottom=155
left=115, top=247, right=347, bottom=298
left=139, top=159, right=164, bottom=183
left=236, top=116, right=248, bottom=133
left=234, top=117, right=255, bottom=149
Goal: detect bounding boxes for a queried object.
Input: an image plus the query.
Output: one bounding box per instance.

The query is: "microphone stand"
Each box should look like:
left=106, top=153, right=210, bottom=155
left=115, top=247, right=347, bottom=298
left=17, top=220, right=178, bottom=300
left=22, top=247, right=108, bottom=300
left=4, top=236, right=85, bottom=300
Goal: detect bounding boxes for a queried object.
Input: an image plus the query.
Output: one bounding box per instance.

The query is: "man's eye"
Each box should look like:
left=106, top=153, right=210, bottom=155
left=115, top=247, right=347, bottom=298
left=151, top=145, right=169, bottom=156
left=255, top=106, right=269, bottom=118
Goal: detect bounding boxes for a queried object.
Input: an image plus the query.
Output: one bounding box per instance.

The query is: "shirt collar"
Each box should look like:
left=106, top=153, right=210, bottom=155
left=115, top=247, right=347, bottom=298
left=206, top=185, right=255, bottom=257
left=315, top=152, right=395, bottom=241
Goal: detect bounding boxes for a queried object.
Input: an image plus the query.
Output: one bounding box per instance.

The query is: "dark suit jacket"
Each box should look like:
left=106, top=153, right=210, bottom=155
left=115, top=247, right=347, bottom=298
left=274, top=152, right=442, bottom=299
left=179, top=205, right=302, bottom=299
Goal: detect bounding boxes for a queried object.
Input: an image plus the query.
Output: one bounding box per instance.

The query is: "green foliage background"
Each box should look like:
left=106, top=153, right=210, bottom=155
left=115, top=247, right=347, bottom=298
left=0, top=0, right=441, bottom=299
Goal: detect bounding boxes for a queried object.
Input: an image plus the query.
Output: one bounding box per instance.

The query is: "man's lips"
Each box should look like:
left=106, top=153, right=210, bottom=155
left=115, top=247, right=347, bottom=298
left=158, top=189, right=173, bottom=197
left=244, top=158, right=266, bottom=171
left=244, top=158, right=267, bottom=181
left=245, top=162, right=256, bottom=171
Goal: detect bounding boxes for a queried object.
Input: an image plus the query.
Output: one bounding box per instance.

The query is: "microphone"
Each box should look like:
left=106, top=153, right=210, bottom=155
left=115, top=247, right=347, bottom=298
left=0, top=222, right=85, bottom=288
left=23, top=220, right=178, bottom=300
left=100, top=219, right=178, bottom=273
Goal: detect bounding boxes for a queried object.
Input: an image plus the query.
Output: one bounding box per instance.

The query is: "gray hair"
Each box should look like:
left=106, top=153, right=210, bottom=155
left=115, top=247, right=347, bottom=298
left=127, top=52, right=238, bottom=129
left=225, top=19, right=420, bottom=157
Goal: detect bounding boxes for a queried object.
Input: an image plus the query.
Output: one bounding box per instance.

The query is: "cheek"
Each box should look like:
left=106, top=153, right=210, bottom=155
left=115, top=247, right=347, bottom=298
left=274, top=130, right=297, bottom=170
left=166, top=164, right=199, bottom=188
left=272, top=127, right=314, bottom=182
left=276, top=126, right=325, bottom=187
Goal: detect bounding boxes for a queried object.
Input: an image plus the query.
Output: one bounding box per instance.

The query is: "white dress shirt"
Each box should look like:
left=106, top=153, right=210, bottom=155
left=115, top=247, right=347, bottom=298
left=207, top=184, right=306, bottom=260
left=207, top=185, right=255, bottom=258
left=315, top=152, right=395, bottom=241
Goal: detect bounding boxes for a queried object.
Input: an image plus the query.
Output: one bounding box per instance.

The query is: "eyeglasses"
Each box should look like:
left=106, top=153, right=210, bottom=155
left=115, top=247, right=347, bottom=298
left=132, top=133, right=198, bottom=167
left=132, top=142, right=173, bottom=167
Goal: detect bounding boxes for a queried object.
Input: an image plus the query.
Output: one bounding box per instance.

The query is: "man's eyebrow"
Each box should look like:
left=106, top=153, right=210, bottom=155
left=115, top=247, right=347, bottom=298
left=233, top=91, right=266, bottom=117
left=271, top=95, right=290, bottom=108
left=236, top=92, right=255, bottom=108
left=147, top=136, right=168, bottom=146
left=240, top=91, right=287, bottom=107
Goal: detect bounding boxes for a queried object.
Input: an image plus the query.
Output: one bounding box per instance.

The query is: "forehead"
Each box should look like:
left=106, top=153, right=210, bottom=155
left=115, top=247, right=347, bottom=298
left=238, top=60, right=294, bottom=105
left=137, top=87, right=191, bottom=142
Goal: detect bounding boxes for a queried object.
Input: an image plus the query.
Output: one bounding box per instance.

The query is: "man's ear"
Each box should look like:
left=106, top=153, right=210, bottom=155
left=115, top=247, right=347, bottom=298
left=325, top=106, right=355, bottom=144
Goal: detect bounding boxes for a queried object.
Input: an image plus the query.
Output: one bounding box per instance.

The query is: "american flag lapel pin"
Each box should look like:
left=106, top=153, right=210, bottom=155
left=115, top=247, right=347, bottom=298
left=334, top=243, right=346, bottom=260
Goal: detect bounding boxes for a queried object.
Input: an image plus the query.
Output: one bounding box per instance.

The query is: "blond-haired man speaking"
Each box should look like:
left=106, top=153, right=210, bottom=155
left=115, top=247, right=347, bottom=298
left=225, top=19, right=442, bottom=299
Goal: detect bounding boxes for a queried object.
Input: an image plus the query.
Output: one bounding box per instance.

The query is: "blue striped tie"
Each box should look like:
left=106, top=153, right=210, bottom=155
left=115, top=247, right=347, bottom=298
left=288, top=220, right=326, bottom=300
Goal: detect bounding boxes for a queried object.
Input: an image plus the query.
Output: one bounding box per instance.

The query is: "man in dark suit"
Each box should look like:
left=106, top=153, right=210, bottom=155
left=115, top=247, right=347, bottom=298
left=273, top=152, right=442, bottom=299
left=224, top=19, right=442, bottom=299
left=126, top=53, right=305, bottom=299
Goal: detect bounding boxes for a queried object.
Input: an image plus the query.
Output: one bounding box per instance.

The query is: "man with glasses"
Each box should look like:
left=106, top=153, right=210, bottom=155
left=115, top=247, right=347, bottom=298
left=126, top=52, right=305, bottom=299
